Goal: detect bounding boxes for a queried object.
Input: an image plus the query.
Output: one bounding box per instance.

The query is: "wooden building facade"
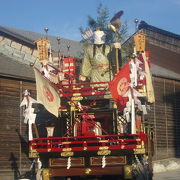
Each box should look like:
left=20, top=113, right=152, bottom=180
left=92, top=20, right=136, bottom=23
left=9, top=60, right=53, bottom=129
left=0, top=23, right=180, bottom=179
left=0, top=25, right=82, bottom=179
left=0, top=77, right=36, bottom=179
left=149, top=76, right=180, bottom=160
left=138, top=21, right=180, bottom=160
left=0, top=55, right=36, bottom=179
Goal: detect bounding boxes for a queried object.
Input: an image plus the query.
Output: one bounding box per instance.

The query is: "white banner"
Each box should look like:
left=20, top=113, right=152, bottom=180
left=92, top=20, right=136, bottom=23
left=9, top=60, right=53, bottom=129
left=142, top=53, right=155, bottom=103
left=34, top=68, right=60, bottom=117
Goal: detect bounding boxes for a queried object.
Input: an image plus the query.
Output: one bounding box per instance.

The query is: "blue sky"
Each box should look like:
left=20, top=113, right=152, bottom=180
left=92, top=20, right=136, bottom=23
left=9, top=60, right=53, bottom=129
left=0, top=0, right=179, bottom=41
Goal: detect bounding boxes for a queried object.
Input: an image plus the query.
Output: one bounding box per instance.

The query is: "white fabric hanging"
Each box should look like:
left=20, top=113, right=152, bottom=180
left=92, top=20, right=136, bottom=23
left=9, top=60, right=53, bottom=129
left=20, top=90, right=37, bottom=140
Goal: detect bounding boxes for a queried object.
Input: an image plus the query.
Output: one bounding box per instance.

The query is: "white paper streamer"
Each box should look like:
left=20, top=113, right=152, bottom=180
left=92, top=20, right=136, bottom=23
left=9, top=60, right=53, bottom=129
left=20, top=90, right=37, bottom=140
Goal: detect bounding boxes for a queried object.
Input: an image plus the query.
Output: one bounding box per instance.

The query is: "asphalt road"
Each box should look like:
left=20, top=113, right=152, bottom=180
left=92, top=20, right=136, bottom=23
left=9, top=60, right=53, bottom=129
left=153, top=169, right=180, bottom=180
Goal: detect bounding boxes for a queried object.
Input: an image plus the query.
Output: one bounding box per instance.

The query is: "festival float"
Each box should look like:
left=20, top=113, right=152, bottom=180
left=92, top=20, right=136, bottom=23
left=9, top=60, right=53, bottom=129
left=20, top=12, right=155, bottom=180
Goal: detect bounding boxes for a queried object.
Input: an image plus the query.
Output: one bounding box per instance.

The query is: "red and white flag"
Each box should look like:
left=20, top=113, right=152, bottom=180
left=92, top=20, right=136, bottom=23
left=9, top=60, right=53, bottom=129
left=109, top=62, right=130, bottom=111
left=34, top=68, right=60, bottom=117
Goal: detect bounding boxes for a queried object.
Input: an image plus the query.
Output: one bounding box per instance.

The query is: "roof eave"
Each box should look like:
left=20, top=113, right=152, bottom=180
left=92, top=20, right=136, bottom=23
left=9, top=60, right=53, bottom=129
left=0, top=73, right=35, bottom=82
left=0, top=30, right=35, bottom=49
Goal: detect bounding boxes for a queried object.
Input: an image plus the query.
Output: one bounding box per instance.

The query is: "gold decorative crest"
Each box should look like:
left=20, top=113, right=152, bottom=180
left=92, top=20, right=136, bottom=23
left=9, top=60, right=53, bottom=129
left=85, top=168, right=92, bottom=175
left=62, top=148, right=72, bottom=152
left=99, top=146, right=109, bottom=150
left=61, top=151, right=74, bottom=157
left=97, top=150, right=111, bottom=156
left=29, top=146, right=39, bottom=158
left=133, top=148, right=145, bottom=154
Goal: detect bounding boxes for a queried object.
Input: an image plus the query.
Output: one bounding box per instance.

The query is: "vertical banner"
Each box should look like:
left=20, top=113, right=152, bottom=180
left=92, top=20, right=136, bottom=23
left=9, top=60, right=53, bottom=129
left=34, top=68, right=60, bottom=117
left=134, top=33, right=146, bottom=52
left=35, top=39, right=50, bottom=62
left=142, top=52, right=155, bottom=103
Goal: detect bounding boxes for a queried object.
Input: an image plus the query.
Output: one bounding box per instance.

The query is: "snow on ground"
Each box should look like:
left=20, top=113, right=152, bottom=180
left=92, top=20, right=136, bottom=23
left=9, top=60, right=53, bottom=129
left=153, top=158, right=180, bottom=173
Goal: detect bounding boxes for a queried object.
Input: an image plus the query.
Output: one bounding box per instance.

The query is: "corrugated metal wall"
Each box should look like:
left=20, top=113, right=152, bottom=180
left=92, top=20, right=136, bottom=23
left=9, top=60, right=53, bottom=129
left=0, top=77, right=36, bottom=180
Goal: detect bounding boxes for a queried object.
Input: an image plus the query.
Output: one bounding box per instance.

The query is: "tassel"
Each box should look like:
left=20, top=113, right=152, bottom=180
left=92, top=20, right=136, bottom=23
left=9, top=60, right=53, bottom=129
left=102, top=156, right=106, bottom=168
left=67, top=157, right=71, bottom=169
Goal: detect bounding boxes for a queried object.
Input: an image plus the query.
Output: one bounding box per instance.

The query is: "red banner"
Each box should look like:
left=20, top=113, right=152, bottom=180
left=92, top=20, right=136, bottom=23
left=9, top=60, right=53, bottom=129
left=109, top=61, right=130, bottom=111
left=63, top=57, right=75, bottom=75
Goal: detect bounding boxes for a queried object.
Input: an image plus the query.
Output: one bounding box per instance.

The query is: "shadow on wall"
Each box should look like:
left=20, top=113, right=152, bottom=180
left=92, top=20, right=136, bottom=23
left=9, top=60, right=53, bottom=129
left=9, top=152, right=36, bottom=180
left=9, top=153, right=20, bottom=180
left=164, top=91, right=180, bottom=158
left=16, top=129, right=29, bottom=157
left=15, top=130, right=36, bottom=180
